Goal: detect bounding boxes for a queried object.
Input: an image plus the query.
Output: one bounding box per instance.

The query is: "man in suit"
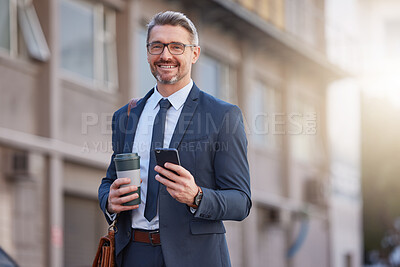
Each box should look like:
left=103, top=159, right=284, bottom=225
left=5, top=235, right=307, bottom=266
left=98, top=11, right=251, bottom=267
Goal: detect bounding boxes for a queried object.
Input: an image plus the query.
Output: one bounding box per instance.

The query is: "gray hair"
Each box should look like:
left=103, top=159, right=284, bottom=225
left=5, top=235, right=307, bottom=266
left=147, top=11, right=199, bottom=46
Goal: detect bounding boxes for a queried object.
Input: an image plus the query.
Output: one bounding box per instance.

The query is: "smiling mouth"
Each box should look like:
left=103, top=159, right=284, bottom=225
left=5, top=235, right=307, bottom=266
left=157, top=65, right=177, bottom=69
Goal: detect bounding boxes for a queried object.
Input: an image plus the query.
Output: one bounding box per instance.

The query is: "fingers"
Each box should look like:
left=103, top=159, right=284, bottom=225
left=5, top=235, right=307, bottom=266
left=111, top=178, right=139, bottom=197
left=116, top=185, right=139, bottom=196
left=115, top=193, right=140, bottom=206
left=108, top=192, right=140, bottom=213
left=108, top=178, right=141, bottom=213
left=111, top=203, right=140, bottom=213
left=155, top=174, right=180, bottom=190
left=164, top=163, right=189, bottom=177
left=154, top=164, right=190, bottom=182
left=155, top=165, right=178, bottom=182
left=111, top=178, right=131, bottom=189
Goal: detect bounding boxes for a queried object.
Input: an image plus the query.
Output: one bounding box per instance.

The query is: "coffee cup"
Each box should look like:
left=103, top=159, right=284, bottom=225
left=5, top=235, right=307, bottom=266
left=114, top=153, right=141, bottom=206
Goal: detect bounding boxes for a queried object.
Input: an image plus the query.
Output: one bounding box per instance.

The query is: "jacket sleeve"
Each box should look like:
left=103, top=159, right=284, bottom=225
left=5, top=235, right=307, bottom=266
left=194, top=105, right=252, bottom=221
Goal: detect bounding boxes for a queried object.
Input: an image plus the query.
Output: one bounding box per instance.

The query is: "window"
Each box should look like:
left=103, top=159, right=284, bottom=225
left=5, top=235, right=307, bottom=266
left=0, top=0, right=16, bottom=55
left=60, top=0, right=118, bottom=90
left=136, top=29, right=156, bottom=97
left=18, top=1, right=50, bottom=61
left=248, top=80, right=282, bottom=150
left=196, top=54, right=237, bottom=103
left=289, top=96, right=322, bottom=162
left=285, top=0, right=320, bottom=48
left=0, top=0, right=48, bottom=60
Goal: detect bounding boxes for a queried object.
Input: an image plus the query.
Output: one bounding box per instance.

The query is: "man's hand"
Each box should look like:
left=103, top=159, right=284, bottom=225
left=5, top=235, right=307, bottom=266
left=155, top=163, right=198, bottom=206
left=107, top=178, right=140, bottom=214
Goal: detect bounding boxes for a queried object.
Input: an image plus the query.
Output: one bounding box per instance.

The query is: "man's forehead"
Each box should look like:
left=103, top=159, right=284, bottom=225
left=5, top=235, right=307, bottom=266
left=148, top=25, right=191, bottom=42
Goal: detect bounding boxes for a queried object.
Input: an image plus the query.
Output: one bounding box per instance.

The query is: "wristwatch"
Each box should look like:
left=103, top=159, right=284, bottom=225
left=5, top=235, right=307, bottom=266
left=189, top=186, right=203, bottom=209
left=194, top=187, right=203, bottom=207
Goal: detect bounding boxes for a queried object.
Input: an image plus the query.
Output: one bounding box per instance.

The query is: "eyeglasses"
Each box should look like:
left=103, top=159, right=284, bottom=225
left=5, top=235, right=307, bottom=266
left=147, top=42, right=197, bottom=55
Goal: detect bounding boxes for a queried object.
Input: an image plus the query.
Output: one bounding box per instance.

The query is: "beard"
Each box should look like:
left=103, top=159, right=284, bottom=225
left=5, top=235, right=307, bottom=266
left=155, top=73, right=179, bottom=84
left=150, top=60, right=182, bottom=84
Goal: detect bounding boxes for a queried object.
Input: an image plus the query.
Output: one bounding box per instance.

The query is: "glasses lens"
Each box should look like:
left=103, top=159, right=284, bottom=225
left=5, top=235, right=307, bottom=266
left=168, top=43, right=185, bottom=55
left=148, top=43, right=164, bottom=54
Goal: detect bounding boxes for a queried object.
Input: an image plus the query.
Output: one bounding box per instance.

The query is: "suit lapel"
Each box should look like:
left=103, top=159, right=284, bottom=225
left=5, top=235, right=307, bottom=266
left=123, top=89, right=154, bottom=153
left=169, top=84, right=200, bottom=149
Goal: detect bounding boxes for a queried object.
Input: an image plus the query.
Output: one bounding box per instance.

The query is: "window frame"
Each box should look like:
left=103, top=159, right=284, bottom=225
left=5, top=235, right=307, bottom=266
left=60, top=0, right=118, bottom=92
left=0, top=0, right=50, bottom=61
left=248, top=78, right=283, bottom=151
left=0, top=0, right=18, bottom=57
left=195, top=52, right=238, bottom=104
left=18, top=0, right=50, bottom=61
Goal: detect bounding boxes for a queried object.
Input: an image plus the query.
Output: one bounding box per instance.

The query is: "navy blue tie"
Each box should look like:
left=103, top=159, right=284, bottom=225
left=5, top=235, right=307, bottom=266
left=144, top=98, right=172, bottom=222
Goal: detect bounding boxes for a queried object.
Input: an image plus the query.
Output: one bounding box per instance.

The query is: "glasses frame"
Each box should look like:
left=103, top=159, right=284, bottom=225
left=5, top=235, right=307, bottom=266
left=146, top=42, right=197, bottom=55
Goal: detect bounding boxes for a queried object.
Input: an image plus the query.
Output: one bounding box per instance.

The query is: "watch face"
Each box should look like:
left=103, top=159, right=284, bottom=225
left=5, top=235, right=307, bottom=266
left=195, top=192, right=202, bottom=206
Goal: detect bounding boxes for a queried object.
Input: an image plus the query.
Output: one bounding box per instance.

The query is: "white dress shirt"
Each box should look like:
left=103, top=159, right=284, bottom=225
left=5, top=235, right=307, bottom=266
left=130, top=80, right=193, bottom=230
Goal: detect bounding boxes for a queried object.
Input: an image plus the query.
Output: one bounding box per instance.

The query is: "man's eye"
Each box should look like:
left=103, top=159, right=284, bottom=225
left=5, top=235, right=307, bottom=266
left=152, top=44, right=163, bottom=49
left=172, top=44, right=184, bottom=50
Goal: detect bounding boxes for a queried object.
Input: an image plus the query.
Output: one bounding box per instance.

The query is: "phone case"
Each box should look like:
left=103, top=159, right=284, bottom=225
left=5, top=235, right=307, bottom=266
left=154, top=148, right=181, bottom=179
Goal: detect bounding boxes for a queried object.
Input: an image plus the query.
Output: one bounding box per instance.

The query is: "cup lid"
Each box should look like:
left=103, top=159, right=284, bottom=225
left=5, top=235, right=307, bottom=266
left=114, top=153, right=140, bottom=161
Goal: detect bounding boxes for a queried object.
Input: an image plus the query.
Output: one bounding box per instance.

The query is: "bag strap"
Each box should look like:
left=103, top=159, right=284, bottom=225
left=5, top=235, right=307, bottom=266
left=109, top=217, right=118, bottom=233
left=127, top=98, right=140, bottom=117
left=122, top=98, right=140, bottom=149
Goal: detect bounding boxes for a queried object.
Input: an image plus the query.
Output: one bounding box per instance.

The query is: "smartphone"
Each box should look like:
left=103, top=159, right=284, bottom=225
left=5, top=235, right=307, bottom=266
left=154, top=148, right=181, bottom=179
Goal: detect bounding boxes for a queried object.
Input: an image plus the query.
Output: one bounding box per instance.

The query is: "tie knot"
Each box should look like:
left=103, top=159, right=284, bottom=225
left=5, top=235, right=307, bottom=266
left=159, top=99, right=172, bottom=110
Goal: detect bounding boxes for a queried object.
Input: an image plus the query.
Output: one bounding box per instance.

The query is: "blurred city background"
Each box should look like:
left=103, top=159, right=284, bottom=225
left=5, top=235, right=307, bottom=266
left=0, top=0, right=399, bottom=266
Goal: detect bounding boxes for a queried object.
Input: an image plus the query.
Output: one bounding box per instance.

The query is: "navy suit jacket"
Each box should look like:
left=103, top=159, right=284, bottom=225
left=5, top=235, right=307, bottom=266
left=98, top=83, right=252, bottom=267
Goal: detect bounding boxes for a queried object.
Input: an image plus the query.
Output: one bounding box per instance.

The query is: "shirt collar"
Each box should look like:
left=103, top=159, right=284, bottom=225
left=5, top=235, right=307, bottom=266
left=148, top=79, right=193, bottom=111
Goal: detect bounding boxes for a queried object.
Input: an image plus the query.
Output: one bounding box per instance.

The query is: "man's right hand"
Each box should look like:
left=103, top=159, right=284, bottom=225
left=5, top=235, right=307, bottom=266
left=107, top=178, right=140, bottom=214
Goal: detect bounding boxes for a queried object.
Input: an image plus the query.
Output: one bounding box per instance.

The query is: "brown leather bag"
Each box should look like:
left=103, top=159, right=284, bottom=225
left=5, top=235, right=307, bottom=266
left=92, top=220, right=116, bottom=267
left=93, top=98, right=140, bottom=267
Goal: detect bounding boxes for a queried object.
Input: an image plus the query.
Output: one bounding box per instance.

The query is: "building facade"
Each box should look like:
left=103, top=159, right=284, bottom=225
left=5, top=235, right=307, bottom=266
left=0, top=0, right=361, bottom=266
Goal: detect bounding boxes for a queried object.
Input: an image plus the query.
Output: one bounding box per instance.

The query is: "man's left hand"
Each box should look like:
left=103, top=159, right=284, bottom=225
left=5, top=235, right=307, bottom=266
left=155, top=163, right=198, bottom=206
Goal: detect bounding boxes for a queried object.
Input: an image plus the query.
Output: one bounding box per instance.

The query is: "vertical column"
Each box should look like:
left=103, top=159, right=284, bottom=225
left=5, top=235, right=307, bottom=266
left=35, top=0, right=61, bottom=139
left=35, top=0, right=63, bottom=265
left=48, top=155, right=63, bottom=267
left=238, top=40, right=259, bottom=267
left=116, top=0, right=139, bottom=103
left=282, top=65, right=292, bottom=267
left=48, top=0, right=63, bottom=255
left=49, top=0, right=64, bottom=260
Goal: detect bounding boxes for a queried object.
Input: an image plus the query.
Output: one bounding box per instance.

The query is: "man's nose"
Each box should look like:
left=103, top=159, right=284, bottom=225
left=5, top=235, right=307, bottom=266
left=160, top=45, right=173, bottom=60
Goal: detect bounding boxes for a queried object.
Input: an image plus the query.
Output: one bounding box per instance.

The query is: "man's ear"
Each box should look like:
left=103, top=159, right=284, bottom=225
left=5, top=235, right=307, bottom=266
left=192, top=46, right=201, bottom=64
